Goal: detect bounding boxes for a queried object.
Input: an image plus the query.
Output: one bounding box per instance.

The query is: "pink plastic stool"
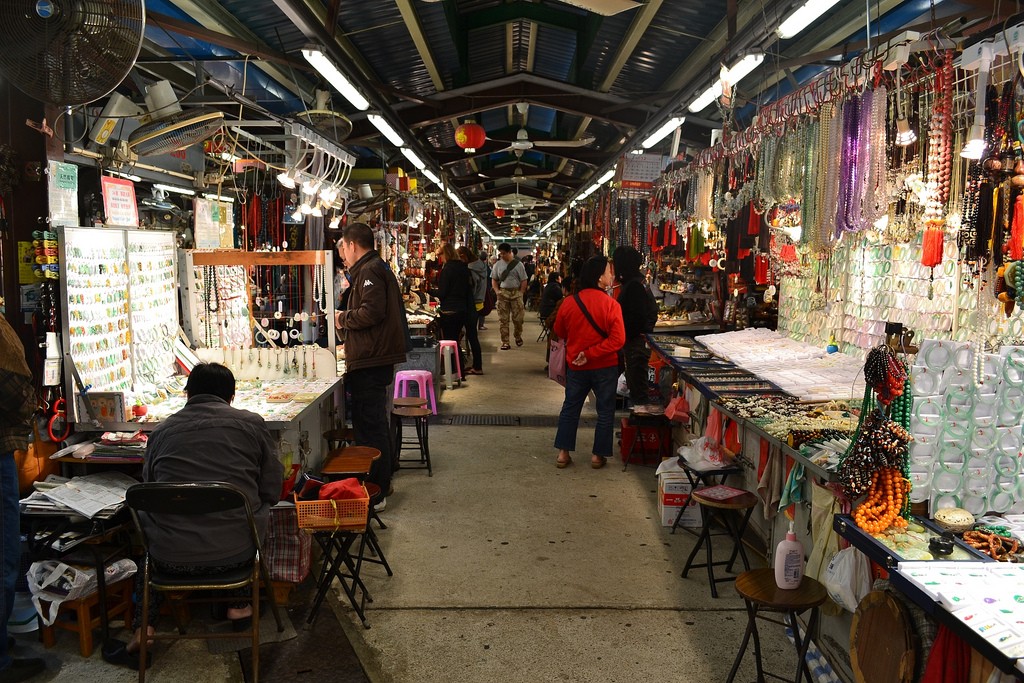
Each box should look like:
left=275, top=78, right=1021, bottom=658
left=437, top=340, right=462, bottom=390
left=393, top=369, right=438, bottom=414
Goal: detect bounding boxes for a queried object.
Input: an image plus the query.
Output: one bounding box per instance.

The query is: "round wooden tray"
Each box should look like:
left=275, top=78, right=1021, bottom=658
left=851, top=590, right=916, bottom=683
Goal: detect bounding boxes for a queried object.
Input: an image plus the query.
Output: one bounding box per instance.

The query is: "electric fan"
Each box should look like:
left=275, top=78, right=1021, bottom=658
left=128, top=80, right=224, bottom=157
left=0, top=0, right=144, bottom=106
left=292, top=90, right=353, bottom=146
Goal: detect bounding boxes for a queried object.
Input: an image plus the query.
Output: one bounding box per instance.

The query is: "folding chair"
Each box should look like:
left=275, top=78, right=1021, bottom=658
left=125, top=482, right=284, bottom=683
left=321, top=447, right=394, bottom=575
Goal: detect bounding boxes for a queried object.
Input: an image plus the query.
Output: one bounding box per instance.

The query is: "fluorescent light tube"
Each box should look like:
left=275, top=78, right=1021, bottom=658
left=596, top=168, right=616, bottom=185
left=368, top=113, right=405, bottom=147
left=641, top=116, right=685, bottom=149
left=777, top=0, right=842, bottom=39
left=688, top=82, right=721, bottom=112
left=401, top=148, right=426, bottom=170
left=111, top=171, right=142, bottom=182
left=154, top=183, right=195, bottom=196
left=422, top=168, right=441, bottom=185
left=302, top=48, right=370, bottom=111
left=202, top=193, right=234, bottom=203
left=725, top=53, right=764, bottom=83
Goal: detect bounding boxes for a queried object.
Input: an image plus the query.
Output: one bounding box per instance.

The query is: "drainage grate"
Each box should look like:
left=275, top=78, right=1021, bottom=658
left=436, top=415, right=595, bottom=427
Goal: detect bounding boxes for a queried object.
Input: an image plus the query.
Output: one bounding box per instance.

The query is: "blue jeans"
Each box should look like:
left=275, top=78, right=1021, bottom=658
left=0, top=453, right=18, bottom=671
left=553, top=366, right=619, bottom=457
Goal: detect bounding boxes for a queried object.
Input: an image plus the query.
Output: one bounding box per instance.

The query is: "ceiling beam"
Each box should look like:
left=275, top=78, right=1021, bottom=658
left=163, top=0, right=314, bottom=102
left=394, top=0, right=446, bottom=92
left=596, top=0, right=664, bottom=92
left=434, top=146, right=606, bottom=167
left=464, top=1, right=583, bottom=33
left=146, top=13, right=307, bottom=69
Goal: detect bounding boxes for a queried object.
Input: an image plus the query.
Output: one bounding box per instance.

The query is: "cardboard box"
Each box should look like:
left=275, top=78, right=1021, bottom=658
left=658, top=473, right=702, bottom=527
left=620, top=417, right=672, bottom=462
left=655, top=463, right=703, bottom=528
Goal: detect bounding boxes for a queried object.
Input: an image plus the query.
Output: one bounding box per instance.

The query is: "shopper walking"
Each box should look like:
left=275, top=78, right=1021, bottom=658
left=477, top=250, right=491, bottom=330
left=613, top=246, right=660, bottom=412
left=437, top=243, right=471, bottom=381
left=491, top=242, right=528, bottom=350
left=552, top=256, right=625, bottom=469
left=334, top=222, right=408, bottom=504
left=458, top=246, right=485, bottom=375
left=0, top=316, right=46, bottom=683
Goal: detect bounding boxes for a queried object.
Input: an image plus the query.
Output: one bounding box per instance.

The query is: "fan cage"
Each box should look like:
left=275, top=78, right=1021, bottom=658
left=128, top=109, right=225, bottom=157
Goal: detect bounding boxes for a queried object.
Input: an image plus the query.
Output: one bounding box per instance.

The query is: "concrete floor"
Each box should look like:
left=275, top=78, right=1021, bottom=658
left=22, top=314, right=796, bottom=682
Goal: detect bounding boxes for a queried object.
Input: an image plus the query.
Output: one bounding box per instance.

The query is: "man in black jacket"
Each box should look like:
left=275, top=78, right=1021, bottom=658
left=612, top=247, right=660, bottom=413
left=335, top=223, right=408, bottom=504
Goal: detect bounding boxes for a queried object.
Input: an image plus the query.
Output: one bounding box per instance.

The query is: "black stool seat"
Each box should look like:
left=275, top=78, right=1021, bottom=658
left=726, top=568, right=828, bottom=683
left=392, top=407, right=432, bottom=476
left=681, top=486, right=758, bottom=598
left=671, top=459, right=744, bottom=535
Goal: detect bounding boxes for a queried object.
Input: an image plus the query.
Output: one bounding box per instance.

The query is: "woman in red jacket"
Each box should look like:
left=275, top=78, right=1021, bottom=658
left=553, top=256, right=626, bottom=469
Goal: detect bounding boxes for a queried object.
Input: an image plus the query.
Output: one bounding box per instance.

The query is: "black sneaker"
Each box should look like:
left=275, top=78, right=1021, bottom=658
left=0, top=658, right=45, bottom=683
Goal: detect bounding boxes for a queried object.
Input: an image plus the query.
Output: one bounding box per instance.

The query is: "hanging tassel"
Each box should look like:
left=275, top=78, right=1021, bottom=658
left=921, top=223, right=944, bottom=268
left=1010, top=194, right=1024, bottom=261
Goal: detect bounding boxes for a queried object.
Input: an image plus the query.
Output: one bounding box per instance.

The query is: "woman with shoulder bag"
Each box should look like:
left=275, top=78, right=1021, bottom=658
left=458, top=246, right=485, bottom=375
left=552, top=256, right=626, bottom=469
left=437, top=243, right=471, bottom=381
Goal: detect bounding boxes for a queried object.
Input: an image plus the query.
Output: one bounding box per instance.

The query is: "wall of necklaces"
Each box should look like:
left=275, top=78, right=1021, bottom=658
left=59, top=227, right=178, bottom=401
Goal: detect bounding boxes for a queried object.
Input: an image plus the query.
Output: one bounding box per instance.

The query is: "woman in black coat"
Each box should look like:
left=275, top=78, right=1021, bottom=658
left=437, top=242, right=471, bottom=381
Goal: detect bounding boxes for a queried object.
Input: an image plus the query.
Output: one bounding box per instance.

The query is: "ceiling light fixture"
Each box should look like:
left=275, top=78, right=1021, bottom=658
left=961, top=47, right=992, bottom=160
left=422, top=168, right=441, bottom=185
left=776, top=0, right=842, bottom=39
left=401, top=147, right=426, bottom=170
left=641, top=116, right=686, bottom=149
left=367, top=113, right=405, bottom=147
left=153, top=183, right=195, bottom=196
left=302, top=47, right=370, bottom=111
left=688, top=53, right=764, bottom=113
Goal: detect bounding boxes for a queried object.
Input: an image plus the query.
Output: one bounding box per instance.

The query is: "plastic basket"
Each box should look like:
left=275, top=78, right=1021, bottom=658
left=294, top=488, right=369, bottom=531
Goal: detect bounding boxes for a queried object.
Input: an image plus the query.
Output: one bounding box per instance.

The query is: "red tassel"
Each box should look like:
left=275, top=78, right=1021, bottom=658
left=921, top=226, right=944, bottom=268
left=1011, top=195, right=1024, bottom=261
left=748, top=204, right=761, bottom=235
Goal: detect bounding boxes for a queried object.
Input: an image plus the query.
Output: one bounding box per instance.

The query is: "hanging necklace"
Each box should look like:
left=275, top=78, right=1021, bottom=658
left=312, top=263, right=327, bottom=313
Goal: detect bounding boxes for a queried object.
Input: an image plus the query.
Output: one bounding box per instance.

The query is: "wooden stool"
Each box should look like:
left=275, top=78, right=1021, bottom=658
left=320, top=446, right=392, bottom=572
left=393, top=396, right=428, bottom=409
left=680, top=486, right=757, bottom=598
left=671, top=460, right=744, bottom=535
left=323, top=427, right=355, bottom=451
left=392, top=407, right=432, bottom=476
left=726, top=568, right=828, bottom=683
left=39, top=576, right=134, bottom=657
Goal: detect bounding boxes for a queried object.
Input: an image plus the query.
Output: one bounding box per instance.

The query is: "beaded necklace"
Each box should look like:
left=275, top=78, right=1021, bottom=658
left=835, top=95, right=862, bottom=237
left=801, top=119, right=820, bottom=242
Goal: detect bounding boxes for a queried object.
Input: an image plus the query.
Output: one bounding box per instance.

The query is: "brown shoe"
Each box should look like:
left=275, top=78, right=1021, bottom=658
left=500, top=343, right=511, bottom=350
left=591, top=456, right=606, bottom=469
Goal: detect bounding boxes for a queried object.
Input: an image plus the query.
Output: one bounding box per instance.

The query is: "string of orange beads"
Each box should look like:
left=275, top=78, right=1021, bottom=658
left=852, top=467, right=910, bottom=535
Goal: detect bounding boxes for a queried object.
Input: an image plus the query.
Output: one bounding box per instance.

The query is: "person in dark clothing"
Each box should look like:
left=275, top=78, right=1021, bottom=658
left=612, top=246, right=660, bottom=413
left=437, top=243, right=471, bottom=380
left=538, top=272, right=563, bottom=321
left=334, top=222, right=408, bottom=504
left=457, top=246, right=485, bottom=374
left=123, top=362, right=282, bottom=661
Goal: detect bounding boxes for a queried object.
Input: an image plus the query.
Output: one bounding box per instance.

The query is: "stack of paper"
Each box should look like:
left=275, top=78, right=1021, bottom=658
left=20, top=471, right=138, bottom=519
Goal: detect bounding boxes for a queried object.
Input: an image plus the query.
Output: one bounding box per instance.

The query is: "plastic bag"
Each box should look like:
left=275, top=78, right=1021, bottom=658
left=616, top=373, right=629, bottom=396
left=28, top=558, right=136, bottom=625
left=664, top=394, right=690, bottom=423
left=548, top=338, right=567, bottom=387
left=823, top=546, right=872, bottom=612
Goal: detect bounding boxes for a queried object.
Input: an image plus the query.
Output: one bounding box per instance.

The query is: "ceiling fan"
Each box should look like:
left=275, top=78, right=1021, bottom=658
left=490, top=128, right=596, bottom=157
left=478, top=163, right=560, bottom=181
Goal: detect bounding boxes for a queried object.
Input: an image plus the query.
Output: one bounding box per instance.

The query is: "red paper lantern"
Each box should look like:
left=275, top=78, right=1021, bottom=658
left=494, top=208, right=505, bottom=218
left=455, top=122, right=486, bottom=152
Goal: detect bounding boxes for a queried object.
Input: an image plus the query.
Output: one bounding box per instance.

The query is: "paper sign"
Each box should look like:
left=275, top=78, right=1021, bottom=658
left=193, top=197, right=234, bottom=248
left=47, top=161, right=79, bottom=227
left=17, top=241, right=36, bottom=283
left=101, top=176, right=139, bottom=227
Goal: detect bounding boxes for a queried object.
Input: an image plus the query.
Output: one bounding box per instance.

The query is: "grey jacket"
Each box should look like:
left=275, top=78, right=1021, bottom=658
left=467, top=260, right=488, bottom=304
left=142, top=394, right=282, bottom=565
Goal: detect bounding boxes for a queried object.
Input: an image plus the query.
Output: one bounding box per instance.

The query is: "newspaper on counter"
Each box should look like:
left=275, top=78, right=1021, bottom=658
left=22, top=471, right=139, bottom=519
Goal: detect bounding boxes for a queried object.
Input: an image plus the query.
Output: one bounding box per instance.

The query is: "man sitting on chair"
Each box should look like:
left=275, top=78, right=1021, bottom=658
left=115, top=363, right=282, bottom=665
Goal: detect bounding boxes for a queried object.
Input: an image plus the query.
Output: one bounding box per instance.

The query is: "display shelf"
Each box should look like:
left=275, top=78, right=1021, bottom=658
left=833, top=514, right=991, bottom=570
left=127, top=231, right=177, bottom=386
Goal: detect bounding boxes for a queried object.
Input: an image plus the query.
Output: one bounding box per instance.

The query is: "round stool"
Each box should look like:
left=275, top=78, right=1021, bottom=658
left=320, top=446, right=389, bottom=534
left=680, top=486, right=758, bottom=598
left=323, top=427, right=355, bottom=452
left=392, top=406, right=432, bottom=476
left=393, top=396, right=428, bottom=409
left=725, top=568, right=828, bottom=683
left=393, top=369, right=437, bottom=415
left=437, top=340, right=462, bottom=390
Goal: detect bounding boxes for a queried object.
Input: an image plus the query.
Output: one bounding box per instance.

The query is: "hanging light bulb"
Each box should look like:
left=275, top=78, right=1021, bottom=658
left=329, top=215, right=341, bottom=230
left=291, top=208, right=304, bottom=221
left=961, top=124, right=986, bottom=160
left=895, top=117, right=916, bottom=146
left=961, top=46, right=991, bottom=160
left=311, top=205, right=324, bottom=217
left=277, top=171, right=296, bottom=189
left=301, top=178, right=321, bottom=196
left=300, top=203, right=313, bottom=215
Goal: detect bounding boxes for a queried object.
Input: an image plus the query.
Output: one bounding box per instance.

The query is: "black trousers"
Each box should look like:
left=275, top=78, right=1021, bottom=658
left=346, top=364, right=394, bottom=491
left=464, top=307, right=482, bottom=371
left=622, top=336, right=651, bottom=405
